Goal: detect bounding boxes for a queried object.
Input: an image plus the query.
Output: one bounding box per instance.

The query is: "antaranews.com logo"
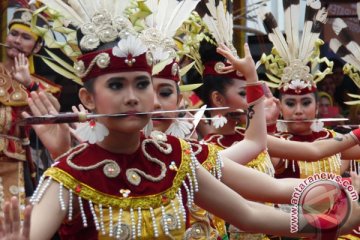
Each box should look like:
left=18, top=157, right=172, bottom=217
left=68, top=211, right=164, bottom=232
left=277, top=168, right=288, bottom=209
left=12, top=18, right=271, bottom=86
left=290, top=172, right=358, bottom=234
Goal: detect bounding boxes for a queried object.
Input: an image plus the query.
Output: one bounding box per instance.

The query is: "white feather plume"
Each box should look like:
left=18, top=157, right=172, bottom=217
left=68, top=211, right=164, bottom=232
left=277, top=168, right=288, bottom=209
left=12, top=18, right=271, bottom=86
left=258, top=4, right=290, bottom=62
left=203, top=0, right=233, bottom=45
left=302, top=7, right=328, bottom=61
left=38, top=0, right=85, bottom=27
left=67, top=0, right=90, bottom=22
left=329, top=39, right=360, bottom=71
left=332, top=18, right=360, bottom=63
left=145, top=0, right=200, bottom=38
left=283, top=0, right=300, bottom=60
left=298, top=0, right=323, bottom=60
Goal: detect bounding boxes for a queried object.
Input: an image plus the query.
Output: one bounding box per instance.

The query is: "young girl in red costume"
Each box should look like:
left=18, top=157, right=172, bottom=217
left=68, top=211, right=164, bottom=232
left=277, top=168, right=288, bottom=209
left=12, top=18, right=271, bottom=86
left=257, top=0, right=360, bottom=239
left=1, top=1, right=360, bottom=239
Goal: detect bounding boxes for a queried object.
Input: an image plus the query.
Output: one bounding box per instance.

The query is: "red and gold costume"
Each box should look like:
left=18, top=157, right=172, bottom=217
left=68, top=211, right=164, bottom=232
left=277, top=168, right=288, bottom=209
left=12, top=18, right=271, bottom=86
left=274, top=129, right=341, bottom=179
left=32, top=132, right=224, bottom=239
left=0, top=62, right=60, bottom=213
left=204, top=127, right=274, bottom=240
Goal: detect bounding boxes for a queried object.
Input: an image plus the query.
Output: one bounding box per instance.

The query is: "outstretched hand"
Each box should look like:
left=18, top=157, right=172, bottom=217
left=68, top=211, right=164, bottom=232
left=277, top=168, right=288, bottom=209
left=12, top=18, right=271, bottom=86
left=216, top=43, right=257, bottom=83
left=22, top=91, right=71, bottom=159
left=264, top=86, right=280, bottom=125
left=12, top=53, right=32, bottom=87
left=0, top=197, right=32, bottom=240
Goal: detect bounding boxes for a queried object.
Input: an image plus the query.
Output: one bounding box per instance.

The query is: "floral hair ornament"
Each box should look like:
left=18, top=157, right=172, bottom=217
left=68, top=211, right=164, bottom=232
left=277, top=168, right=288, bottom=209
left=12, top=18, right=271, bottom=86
left=329, top=3, right=360, bottom=105
left=258, top=0, right=333, bottom=94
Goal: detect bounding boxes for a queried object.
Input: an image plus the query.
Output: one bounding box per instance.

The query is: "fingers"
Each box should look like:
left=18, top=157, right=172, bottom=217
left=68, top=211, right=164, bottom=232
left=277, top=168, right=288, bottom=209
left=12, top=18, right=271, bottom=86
left=3, top=201, right=11, bottom=234
left=243, top=43, right=253, bottom=59
left=216, top=44, right=236, bottom=62
left=14, top=55, right=19, bottom=70
left=38, top=92, right=59, bottom=114
left=46, top=93, right=61, bottom=112
left=221, top=65, right=235, bottom=72
left=72, top=104, right=88, bottom=114
left=29, top=91, right=51, bottom=116
left=78, top=104, right=87, bottom=113
left=22, top=205, right=32, bottom=238
left=11, top=197, right=20, bottom=234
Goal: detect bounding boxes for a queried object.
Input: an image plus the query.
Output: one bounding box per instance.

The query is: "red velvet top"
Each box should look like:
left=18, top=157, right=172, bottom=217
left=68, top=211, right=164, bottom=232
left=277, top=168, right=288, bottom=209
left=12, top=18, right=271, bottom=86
left=42, top=133, right=220, bottom=239
left=274, top=129, right=339, bottom=179
left=203, top=127, right=245, bottom=149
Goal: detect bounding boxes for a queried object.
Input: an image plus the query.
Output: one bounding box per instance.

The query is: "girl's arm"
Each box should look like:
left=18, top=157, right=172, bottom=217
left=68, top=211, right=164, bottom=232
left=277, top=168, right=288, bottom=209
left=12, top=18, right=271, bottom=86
left=196, top=161, right=360, bottom=237
left=217, top=43, right=267, bottom=164
left=30, top=182, right=68, bottom=240
left=267, top=133, right=358, bottom=161
left=221, top=157, right=299, bottom=203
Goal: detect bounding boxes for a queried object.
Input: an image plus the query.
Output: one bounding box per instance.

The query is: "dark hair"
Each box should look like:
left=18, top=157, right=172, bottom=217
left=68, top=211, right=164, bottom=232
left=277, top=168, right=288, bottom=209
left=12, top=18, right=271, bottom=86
left=83, top=77, right=96, bottom=93
left=186, top=65, right=234, bottom=106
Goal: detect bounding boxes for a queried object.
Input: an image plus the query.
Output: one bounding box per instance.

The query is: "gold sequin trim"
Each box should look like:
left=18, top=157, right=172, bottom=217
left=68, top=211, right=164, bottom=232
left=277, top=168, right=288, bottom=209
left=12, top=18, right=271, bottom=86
left=44, top=139, right=193, bottom=209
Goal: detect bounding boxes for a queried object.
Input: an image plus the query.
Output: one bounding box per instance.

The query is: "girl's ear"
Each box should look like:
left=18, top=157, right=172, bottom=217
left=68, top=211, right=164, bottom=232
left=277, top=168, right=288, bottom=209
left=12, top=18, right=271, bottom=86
left=79, top=88, right=95, bottom=110
left=211, top=91, right=226, bottom=107
left=33, top=41, right=42, bottom=54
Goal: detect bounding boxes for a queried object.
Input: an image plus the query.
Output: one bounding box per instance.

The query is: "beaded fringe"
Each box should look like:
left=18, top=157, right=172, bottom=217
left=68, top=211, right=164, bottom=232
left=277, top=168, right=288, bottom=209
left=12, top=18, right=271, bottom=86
left=283, top=154, right=341, bottom=176
left=29, top=147, right=213, bottom=239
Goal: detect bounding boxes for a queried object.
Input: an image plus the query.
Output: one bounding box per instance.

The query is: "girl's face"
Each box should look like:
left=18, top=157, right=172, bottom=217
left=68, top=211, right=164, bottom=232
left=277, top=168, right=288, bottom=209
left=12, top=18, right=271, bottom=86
left=223, top=80, right=247, bottom=110
left=319, top=96, right=331, bottom=115
left=83, top=71, right=154, bottom=133
left=280, top=93, right=317, bottom=134
left=6, top=27, right=39, bottom=59
left=152, top=77, right=181, bottom=132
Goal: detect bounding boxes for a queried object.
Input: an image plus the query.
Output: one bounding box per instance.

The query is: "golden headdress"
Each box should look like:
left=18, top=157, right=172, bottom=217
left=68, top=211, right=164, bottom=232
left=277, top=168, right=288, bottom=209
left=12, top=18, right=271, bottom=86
left=141, top=0, right=200, bottom=82
left=259, top=0, right=333, bottom=94
left=33, top=0, right=152, bottom=84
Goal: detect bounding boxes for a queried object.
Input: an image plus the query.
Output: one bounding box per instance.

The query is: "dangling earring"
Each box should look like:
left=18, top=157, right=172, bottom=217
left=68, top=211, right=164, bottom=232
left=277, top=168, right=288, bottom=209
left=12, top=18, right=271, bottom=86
left=310, top=120, right=324, bottom=132
left=276, top=121, right=288, bottom=132
left=212, top=114, right=228, bottom=129
left=276, top=112, right=287, bottom=132
left=165, top=119, right=193, bottom=138
left=75, top=119, right=109, bottom=144
left=143, top=119, right=153, bottom=137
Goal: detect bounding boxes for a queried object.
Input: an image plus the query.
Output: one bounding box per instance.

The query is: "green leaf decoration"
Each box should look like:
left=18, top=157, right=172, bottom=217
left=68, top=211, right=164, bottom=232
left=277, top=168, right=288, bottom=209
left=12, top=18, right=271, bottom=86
left=152, top=59, right=173, bottom=76
left=41, top=58, right=82, bottom=85
left=44, top=49, right=75, bottom=73
left=179, top=84, right=203, bottom=92
left=179, top=61, right=195, bottom=77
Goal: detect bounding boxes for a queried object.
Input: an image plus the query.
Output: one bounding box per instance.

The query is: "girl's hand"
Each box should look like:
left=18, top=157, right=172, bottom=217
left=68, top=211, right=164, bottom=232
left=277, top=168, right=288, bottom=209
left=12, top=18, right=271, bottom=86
left=12, top=53, right=32, bottom=87
left=0, top=197, right=32, bottom=240
left=22, top=91, right=71, bottom=158
left=216, top=43, right=257, bottom=83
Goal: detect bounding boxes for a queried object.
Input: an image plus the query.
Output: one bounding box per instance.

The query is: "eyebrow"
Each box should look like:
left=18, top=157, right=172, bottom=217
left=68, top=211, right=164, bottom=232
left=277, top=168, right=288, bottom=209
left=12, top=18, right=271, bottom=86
left=107, top=75, right=151, bottom=82
left=11, top=29, right=32, bottom=38
left=158, top=83, right=175, bottom=88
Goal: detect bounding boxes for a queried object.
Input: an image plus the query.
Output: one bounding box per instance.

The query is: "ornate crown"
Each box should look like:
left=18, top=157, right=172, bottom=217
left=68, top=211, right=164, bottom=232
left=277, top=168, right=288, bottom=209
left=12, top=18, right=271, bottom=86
left=259, top=0, right=333, bottom=94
